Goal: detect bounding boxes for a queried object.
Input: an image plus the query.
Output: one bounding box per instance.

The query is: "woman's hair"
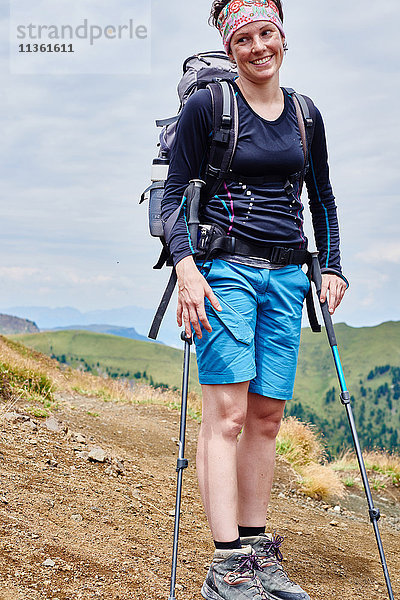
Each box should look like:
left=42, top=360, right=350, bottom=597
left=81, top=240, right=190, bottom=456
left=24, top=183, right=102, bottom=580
left=209, top=0, right=284, bottom=28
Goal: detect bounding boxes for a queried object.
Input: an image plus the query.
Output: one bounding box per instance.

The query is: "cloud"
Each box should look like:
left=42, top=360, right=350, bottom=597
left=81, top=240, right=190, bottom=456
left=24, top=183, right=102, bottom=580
left=0, top=266, right=113, bottom=285
left=0, top=267, right=43, bottom=282
left=356, top=243, right=400, bottom=265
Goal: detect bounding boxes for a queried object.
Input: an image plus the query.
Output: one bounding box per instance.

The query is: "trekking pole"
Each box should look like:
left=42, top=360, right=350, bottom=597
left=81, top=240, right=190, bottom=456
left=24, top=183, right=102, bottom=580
left=310, top=252, right=395, bottom=600
left=168, top=331, right=192, bottom=600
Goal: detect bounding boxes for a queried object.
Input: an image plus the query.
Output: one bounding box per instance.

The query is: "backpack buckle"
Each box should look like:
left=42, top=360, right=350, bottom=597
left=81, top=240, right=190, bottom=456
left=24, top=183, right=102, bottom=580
left=270, top=247, right=294, bottom=265
left=214, top=129, right=230, bottom=144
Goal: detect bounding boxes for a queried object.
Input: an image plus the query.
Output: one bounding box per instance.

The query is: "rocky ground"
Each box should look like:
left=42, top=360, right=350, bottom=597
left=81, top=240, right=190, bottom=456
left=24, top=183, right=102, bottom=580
left=0, top=392, right=399, bottom=600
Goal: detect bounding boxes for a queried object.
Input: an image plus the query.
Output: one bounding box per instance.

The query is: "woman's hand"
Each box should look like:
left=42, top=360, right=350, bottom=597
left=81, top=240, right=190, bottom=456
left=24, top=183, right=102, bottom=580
left=320, top=274, right=347, bottom=315
left=175, top=256, right=222, bottom=339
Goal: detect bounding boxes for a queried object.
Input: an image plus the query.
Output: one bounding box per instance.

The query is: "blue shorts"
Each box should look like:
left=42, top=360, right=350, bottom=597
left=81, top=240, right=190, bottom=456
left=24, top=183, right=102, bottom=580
left=194, top=259, right=310, bottom=400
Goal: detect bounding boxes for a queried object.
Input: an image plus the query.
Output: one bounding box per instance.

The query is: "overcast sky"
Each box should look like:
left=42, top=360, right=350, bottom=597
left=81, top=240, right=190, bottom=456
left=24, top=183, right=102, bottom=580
left=1, top=0, right=399, bottom=334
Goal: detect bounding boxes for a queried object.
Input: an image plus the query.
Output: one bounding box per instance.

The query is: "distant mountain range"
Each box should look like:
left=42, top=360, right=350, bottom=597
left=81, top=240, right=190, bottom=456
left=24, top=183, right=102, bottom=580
left=1, top=305, right=179, bottom=347
left=0, top=313, right=39, bottom=335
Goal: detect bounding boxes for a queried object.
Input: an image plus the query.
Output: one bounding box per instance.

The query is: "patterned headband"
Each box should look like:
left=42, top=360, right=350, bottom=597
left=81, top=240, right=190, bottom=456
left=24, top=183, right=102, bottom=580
left=217, top=0, right=285, bottom=54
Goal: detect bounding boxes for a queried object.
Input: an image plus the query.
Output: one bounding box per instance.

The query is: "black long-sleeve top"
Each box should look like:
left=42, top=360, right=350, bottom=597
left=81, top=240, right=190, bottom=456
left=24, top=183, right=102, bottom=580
left=161, top=82, right=345, bottom=279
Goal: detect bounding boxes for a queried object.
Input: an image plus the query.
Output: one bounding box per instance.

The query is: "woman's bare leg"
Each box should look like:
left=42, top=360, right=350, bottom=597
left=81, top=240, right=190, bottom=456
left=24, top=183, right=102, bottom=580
left=196, top=381, right=249, bottom=542
left=236, top=393, right=286, bottom=527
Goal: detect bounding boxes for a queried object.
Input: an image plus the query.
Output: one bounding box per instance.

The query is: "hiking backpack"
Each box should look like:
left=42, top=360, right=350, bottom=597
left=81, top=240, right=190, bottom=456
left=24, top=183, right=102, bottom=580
left=140, top=50, right=317, bottom=339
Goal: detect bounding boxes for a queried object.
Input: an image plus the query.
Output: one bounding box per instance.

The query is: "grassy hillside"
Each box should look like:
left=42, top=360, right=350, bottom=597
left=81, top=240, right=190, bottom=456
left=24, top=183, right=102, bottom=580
left=0, top=333, right=136, bottom=418
left=292, top=321, right=400, bottom=454
left=13, top=329, right=200, bottom=394
left=13, top=321, right=400, bottom=455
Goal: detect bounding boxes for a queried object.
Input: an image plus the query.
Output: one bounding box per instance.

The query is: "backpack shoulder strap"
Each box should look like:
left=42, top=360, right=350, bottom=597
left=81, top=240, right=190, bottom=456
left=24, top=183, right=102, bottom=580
left=296, top=92, right=316, bottom=156
left=205, top=79, right=238, bottom=198
left=283, top=87, right=317, bottom=190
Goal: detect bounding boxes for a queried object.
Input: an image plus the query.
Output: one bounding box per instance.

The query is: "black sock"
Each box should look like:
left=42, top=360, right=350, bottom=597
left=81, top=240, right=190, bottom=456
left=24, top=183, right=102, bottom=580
left=214, top=537, right=242, bottom=550
left=238, top=525, right=266, bottom=538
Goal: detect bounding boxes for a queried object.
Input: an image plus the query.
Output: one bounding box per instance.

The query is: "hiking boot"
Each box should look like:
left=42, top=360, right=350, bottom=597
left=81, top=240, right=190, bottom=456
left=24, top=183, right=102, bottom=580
left=240, top=533, right=310, bottom=600
left=201, top=545, right=272, bottom=600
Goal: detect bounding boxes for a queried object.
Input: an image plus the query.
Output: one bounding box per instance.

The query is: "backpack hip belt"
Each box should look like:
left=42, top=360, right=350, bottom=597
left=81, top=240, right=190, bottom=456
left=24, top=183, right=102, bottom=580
left=197, top=223, right=310, bottom=266
left=195, top=225, right=321, bottom=334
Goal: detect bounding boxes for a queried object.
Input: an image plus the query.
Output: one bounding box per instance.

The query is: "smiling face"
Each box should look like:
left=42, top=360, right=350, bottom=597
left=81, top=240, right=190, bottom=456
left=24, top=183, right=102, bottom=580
left=229, top=20, right=285, bottom=85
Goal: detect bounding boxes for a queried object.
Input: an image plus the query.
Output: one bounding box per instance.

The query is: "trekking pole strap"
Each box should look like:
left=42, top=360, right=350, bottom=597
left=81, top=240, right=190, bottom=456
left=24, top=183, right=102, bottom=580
left=149, top=177, right=203, bottom=340
left=310, top=253, right=337, bottom=344
left=148, top=269, right=177, bottom=340
left=305, top=284, right=321, bottom=333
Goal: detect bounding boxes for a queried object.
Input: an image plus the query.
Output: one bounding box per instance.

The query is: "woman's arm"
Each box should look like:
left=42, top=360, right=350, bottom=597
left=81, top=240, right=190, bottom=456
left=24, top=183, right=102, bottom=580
left=161, top=88, right=213, bottom=266
left=304, top=105, right=348, bottom=313
left=161, top=89, right=222, bottom=336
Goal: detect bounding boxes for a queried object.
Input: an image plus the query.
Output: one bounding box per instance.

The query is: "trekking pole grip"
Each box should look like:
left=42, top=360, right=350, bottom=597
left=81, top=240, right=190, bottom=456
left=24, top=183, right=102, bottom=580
left=187, top=179, right=205, bottom=253
left=181, top=331, right=193, bottom=344
left=311, top=252, right=337, bottom=348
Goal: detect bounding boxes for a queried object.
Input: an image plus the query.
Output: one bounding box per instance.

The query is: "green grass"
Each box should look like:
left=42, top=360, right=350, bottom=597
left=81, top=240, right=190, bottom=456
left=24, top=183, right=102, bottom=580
left=371, top=479, right=386, bottom=491
left=26, top=406, right=50, bottom=418
left=343, top=476, right=355, bottom=487
left=0, top=361, right=55, bottom=403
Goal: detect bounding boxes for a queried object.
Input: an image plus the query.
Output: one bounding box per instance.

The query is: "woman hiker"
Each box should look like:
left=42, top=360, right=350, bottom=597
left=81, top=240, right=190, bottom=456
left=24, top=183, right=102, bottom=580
left=161, top=1, right=348, bottom=598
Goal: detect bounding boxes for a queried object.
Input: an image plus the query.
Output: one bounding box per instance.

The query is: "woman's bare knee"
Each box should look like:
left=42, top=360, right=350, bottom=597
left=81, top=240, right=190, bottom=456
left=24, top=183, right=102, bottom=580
left=244, top=393, right=286, bottom=439
left=200, top=382, right=248, bottom=439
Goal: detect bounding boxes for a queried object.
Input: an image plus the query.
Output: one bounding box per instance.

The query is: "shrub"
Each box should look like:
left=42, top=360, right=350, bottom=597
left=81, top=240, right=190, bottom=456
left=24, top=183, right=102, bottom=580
left=0, top=371, right=13, bottom=402
left=276, top=417, right=325, bottom=466
left=276, top=417, right=344, bottom=501
left=297, top=463, right=344, bottom=501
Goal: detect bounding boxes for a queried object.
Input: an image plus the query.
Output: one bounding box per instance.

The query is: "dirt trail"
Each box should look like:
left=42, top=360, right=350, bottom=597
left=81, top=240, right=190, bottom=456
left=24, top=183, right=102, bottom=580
left=0, top=393, right=399, bottom=600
